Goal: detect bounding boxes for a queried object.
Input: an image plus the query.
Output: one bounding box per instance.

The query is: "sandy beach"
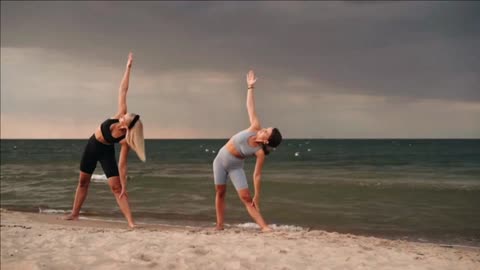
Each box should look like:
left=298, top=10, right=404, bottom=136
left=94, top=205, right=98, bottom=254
left=0, top=209, right=478, bottom=270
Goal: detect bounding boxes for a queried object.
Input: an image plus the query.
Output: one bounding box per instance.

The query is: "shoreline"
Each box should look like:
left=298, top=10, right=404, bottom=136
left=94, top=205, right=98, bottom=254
left=3, top=206, right=480, bottom=249
left=1, top=209, right=479, bottom=270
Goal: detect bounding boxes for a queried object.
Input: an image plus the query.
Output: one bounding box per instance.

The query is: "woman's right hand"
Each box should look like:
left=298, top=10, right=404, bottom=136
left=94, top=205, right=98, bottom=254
left=126, top=52, right=133, bottom=68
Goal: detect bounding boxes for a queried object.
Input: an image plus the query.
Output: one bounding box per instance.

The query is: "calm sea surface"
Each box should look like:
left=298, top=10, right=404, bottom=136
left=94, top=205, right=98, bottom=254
left=1, top=139, right=479, bottom=245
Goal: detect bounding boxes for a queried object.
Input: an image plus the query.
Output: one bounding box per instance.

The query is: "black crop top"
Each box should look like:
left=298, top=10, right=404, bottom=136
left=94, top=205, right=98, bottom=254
left=100, top=119, right=125, bottom=144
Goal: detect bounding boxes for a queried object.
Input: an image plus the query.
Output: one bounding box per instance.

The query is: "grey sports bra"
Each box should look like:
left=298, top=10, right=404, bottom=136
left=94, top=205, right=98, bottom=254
left=231, top=130, right=262, bottom=158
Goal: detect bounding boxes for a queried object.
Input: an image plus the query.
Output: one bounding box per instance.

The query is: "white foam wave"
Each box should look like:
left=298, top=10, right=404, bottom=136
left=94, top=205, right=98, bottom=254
left=39, top=208, right=70, bottom=214
left=91, top=174, right=108, bottom=183
left=38, top=208, right=85, bottom=215
left=235, top=222, right=305, bottom=232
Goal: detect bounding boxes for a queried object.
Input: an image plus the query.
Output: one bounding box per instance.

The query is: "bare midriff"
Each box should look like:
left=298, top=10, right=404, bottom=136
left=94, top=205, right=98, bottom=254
left=225, top=139, right=245, bottom=159
left=94, top=128, right=110, bottom=145
left=95, top=124, right=125, bottom=145
left=225, top=132, right=261, bottom=159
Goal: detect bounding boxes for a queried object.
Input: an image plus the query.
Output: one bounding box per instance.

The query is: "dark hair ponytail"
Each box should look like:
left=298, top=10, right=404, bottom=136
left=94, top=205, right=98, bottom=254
left=262, top=128, right=282, bottom=155
left=262, top=144, right=272, bottom=155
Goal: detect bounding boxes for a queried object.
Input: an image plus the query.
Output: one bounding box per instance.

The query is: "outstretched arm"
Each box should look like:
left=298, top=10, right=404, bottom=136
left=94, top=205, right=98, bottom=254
left=246, top=70, right=261, bottom=130
left=118, top=141, right=130, bottom=198
left=252, top=149, right=266, bottom=211
left=116, top=52, right=133, bottom=117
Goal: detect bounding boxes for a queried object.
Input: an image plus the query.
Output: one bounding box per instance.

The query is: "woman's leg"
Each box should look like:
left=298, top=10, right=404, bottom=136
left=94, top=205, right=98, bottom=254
left=230, top=169, right=272, bottom=232
left=64, top=172, right=92, bottom=220
left=108, top=177, right=135, bottom=228
left=99, top=144, right=135, bottom=227
left=215, top=184, right=227, bottom=230
left=65, top=135, right=98, bottom=220
left=213, top=156, right=228, bottom=230
left=237, top=188, right=271, bottom=232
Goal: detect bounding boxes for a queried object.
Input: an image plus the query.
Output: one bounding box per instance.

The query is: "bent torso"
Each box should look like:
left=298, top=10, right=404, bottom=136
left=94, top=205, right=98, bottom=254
left=224, top=130, right=261, bottom=159
left=93, top=119, right=126, bottom=145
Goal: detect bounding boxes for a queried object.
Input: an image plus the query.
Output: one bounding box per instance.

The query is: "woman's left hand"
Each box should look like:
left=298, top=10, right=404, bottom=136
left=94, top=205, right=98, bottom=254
left=251, top=195, right=260, bottom=211
left=246, top=70, right=257, bottom=88
left=126, top=52, right=133, bottom=68
left=119, top=187, right=128, bottom=199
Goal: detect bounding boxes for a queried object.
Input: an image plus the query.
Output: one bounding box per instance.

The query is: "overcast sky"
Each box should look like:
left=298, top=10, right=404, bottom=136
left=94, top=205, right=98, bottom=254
left=1, top=1, right=479, bottom=138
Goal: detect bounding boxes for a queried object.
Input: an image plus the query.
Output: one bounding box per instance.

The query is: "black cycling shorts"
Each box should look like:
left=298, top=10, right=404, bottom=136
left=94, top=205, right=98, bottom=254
left=79, top=135, right=119, bottom=178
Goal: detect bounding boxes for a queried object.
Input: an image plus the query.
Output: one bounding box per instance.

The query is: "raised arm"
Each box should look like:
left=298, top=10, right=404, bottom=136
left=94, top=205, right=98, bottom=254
left=116, top=52, right=133, bottom=117
left=251, top=149, right=266, bottom=211
left=246, top=70, right=261, bottom=130
left=118, top=141, right=130, bottom=198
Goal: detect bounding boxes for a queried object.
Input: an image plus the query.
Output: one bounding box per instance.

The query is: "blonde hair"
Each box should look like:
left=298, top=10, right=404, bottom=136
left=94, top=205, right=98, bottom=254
left=126, top=114, right=146, bottom=162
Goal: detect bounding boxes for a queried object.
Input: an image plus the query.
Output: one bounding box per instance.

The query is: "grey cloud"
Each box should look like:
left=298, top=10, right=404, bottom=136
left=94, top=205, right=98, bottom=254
left=1, top=1, right=479, bottom=138
left=2, top=1, right=478, bottom=102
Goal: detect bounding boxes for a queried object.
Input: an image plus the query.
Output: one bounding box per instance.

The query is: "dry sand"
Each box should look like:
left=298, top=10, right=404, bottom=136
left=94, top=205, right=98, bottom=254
left=1, top=209, right=479, bottom=270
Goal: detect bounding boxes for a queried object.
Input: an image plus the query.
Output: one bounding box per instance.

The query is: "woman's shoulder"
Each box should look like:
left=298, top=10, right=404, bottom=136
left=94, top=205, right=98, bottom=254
left=234, top=128, right=256, bottom=136
left=246, top=126, right=260, bottom=133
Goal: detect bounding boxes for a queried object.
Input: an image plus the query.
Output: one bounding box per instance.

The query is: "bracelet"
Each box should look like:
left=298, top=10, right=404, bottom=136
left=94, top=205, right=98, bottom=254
left=248, top=86, right=254, bottom=90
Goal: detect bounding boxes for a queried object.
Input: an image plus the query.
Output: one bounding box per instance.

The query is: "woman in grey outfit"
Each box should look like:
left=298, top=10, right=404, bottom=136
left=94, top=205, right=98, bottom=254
left=213, top=70, right=282, bottom=232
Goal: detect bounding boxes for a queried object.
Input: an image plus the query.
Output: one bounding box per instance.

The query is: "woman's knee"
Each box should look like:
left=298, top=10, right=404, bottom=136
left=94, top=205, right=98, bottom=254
left=78, top=173, right=91, bottom=188
left=108, top=178, right=122, bottom=194
left=238, top=190, right=252, bottom=204
left=215, top=185, right=226, bottom=199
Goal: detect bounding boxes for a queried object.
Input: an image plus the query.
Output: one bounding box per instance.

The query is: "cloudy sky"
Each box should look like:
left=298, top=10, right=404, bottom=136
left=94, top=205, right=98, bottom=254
left=1, top=1, right=479, bottom=138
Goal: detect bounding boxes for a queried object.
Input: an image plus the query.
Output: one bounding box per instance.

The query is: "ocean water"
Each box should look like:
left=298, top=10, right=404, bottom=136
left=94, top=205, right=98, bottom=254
left=1, top=139, right=479, bottom=245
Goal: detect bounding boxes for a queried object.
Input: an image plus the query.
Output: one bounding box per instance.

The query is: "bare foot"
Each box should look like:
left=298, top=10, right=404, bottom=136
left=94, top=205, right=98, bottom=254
left=215, top=225, right=224, bottom=231
left=63, top=214, right=79, bottom=221
left=128, top=223, right=137, bottom=229
left=261, top=227, right=273, bottom=233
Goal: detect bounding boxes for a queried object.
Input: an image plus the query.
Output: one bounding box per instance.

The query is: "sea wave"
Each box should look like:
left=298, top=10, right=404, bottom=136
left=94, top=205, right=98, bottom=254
left=39, top=208, right=68, bottom=214
left=235, top=222, right=306, bottom=232
left=91, top=174, right=108, bottom=183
